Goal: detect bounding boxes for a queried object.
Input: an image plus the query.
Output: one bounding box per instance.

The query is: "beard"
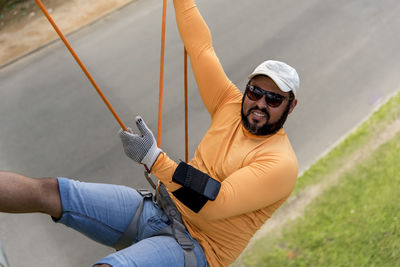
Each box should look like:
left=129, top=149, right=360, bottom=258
left=241, top=96, right=291, bottom=136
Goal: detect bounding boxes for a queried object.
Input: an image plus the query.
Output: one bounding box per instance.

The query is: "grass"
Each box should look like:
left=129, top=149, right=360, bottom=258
left=0, top=0, right=27, bottom=12
left=237, top=91, right=400, bottom=266
left=0, top=0, right=35, bottom=28
left=293, top=91, right=400, bottom=195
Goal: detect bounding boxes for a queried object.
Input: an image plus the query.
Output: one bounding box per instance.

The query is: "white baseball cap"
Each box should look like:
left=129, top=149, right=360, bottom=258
left=248, top=60, right=299, bottom=97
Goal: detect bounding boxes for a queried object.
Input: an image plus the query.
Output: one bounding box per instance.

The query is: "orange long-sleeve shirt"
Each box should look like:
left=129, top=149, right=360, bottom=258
left=152, top=0, right=298, bottom=266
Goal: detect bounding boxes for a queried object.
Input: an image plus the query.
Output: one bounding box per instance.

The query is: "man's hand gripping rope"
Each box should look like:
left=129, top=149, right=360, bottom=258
left=119, top=116, right=162, bottom=173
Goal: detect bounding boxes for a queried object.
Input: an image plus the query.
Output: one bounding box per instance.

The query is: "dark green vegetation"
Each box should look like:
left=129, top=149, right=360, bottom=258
left=0, top=0, right=27, bottom=13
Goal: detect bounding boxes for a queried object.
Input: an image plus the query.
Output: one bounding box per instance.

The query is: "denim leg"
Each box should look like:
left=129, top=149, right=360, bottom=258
left=55, top=177, right=142, bottom=247
left=95, top=199, right=209, bottom=267
left=55, top=178, right=209, bottom=266
left=137, top=198, right=170, bottom=240
left=95, top=235, right=208, bottom=267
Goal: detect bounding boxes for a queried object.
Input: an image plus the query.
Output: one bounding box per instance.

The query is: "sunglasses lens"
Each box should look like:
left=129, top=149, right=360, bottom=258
left=246, top=85, right=286, bottom=107
left=245, top=85, right=263, bottom=101
left=246, top=89, right=262, bottom=101
left=265, top=94, right=284, bottom=107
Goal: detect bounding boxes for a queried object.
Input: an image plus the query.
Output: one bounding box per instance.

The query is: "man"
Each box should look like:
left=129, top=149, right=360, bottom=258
left=0, top=0, right=299, bottom=266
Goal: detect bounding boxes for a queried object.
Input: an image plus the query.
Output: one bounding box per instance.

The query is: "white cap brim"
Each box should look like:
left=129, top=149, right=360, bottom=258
left=248, top=71, right=292, bottom=94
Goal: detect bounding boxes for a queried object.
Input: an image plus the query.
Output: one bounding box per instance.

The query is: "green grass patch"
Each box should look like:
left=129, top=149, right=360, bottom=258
left=242, top=133, right=400, bottom=266
left=238, top=90, right=400, bottom=266
left=293, top=92, right=400, bottom=195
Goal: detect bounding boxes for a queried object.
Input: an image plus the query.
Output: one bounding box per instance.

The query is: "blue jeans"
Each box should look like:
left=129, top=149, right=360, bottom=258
left=55, top=178, right=208, bottom=267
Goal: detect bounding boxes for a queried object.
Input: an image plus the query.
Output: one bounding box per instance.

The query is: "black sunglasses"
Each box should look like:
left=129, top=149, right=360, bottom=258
left=245, top=84, right=290, bottom=108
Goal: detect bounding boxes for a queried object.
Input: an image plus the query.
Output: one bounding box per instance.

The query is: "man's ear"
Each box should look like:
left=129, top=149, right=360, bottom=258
left=288, top=99, right=297, bottom=114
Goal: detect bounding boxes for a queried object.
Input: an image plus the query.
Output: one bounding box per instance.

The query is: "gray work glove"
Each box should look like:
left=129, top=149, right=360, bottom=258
left=119, top=116, right=162, bottom=172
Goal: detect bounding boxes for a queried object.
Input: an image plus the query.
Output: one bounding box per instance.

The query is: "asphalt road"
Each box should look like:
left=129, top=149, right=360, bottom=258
left=1, top=0, right=400, bottom=266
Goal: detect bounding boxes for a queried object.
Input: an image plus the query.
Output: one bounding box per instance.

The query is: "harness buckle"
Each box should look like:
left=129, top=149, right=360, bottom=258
left=173, top=226, right=194, bottom=251
left=177, top=238, right=195, bottom=251
left=137, top=189, right=153, bottom=199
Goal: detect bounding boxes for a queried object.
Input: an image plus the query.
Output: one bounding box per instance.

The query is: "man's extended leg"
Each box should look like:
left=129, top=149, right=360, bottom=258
left=0, top=171, right=61, bottom=218
left=54, top=178, right=145, bottom=248
left=92, top=192, right=209, bottom=267
left=0, top=172, right=144, bottom=247
left=94, top=230, right=208, bottom=267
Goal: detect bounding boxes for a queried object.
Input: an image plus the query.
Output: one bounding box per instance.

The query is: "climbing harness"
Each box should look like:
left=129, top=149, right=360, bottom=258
left=154, top=183, right=197, bottom=267
left=35, top=0, right=196, bottom=265
left=113, top=189, right=154, bottom=251
left=114, top=185, right=197, bottom=266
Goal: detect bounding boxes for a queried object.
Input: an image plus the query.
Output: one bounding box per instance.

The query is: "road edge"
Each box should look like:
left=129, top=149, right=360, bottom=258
left=0, top=0, right=134, bottom=70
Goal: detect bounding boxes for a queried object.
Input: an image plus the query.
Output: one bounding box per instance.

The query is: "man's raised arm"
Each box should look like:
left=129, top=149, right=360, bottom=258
left=173, top=0, right=240, bottom=117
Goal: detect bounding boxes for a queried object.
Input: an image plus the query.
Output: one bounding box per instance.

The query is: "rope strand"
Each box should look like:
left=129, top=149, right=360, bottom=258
left=36, top=0, right=190, bottom=160
left=157, top=0, right=168, bottom=147
left=35, top=0, right=127, bottom=131
left=184, top=49, right=189, bottom=163
left=157, top=2, right=189, bottom=161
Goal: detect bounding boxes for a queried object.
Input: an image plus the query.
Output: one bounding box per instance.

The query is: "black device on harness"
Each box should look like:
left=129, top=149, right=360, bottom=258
left=172, top=161, right=221, bottom=213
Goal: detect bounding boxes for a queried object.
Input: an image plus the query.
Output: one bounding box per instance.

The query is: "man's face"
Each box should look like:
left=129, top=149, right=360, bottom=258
left=241, top=75, right=297, bottom=136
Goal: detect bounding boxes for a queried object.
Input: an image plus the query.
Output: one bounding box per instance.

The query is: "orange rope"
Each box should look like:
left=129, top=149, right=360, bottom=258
left=184, top=49, right=189, bottom=163
left=157, top=0, right=168, bottom=147
left=157, top=1, right=189, bottom=160
left=35, top=0, right=127, bottom=131
left=36, top=0, right=190, bottom=160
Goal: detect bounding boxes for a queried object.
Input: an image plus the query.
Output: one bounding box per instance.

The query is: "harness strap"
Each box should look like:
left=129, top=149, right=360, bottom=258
left=113, top=189, right=153, bottom=250
left=113, top=186, right=198, bottom=266
left=155, top=183, right=197, bottom=267
left=154, top=222, right=197, bottom=267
